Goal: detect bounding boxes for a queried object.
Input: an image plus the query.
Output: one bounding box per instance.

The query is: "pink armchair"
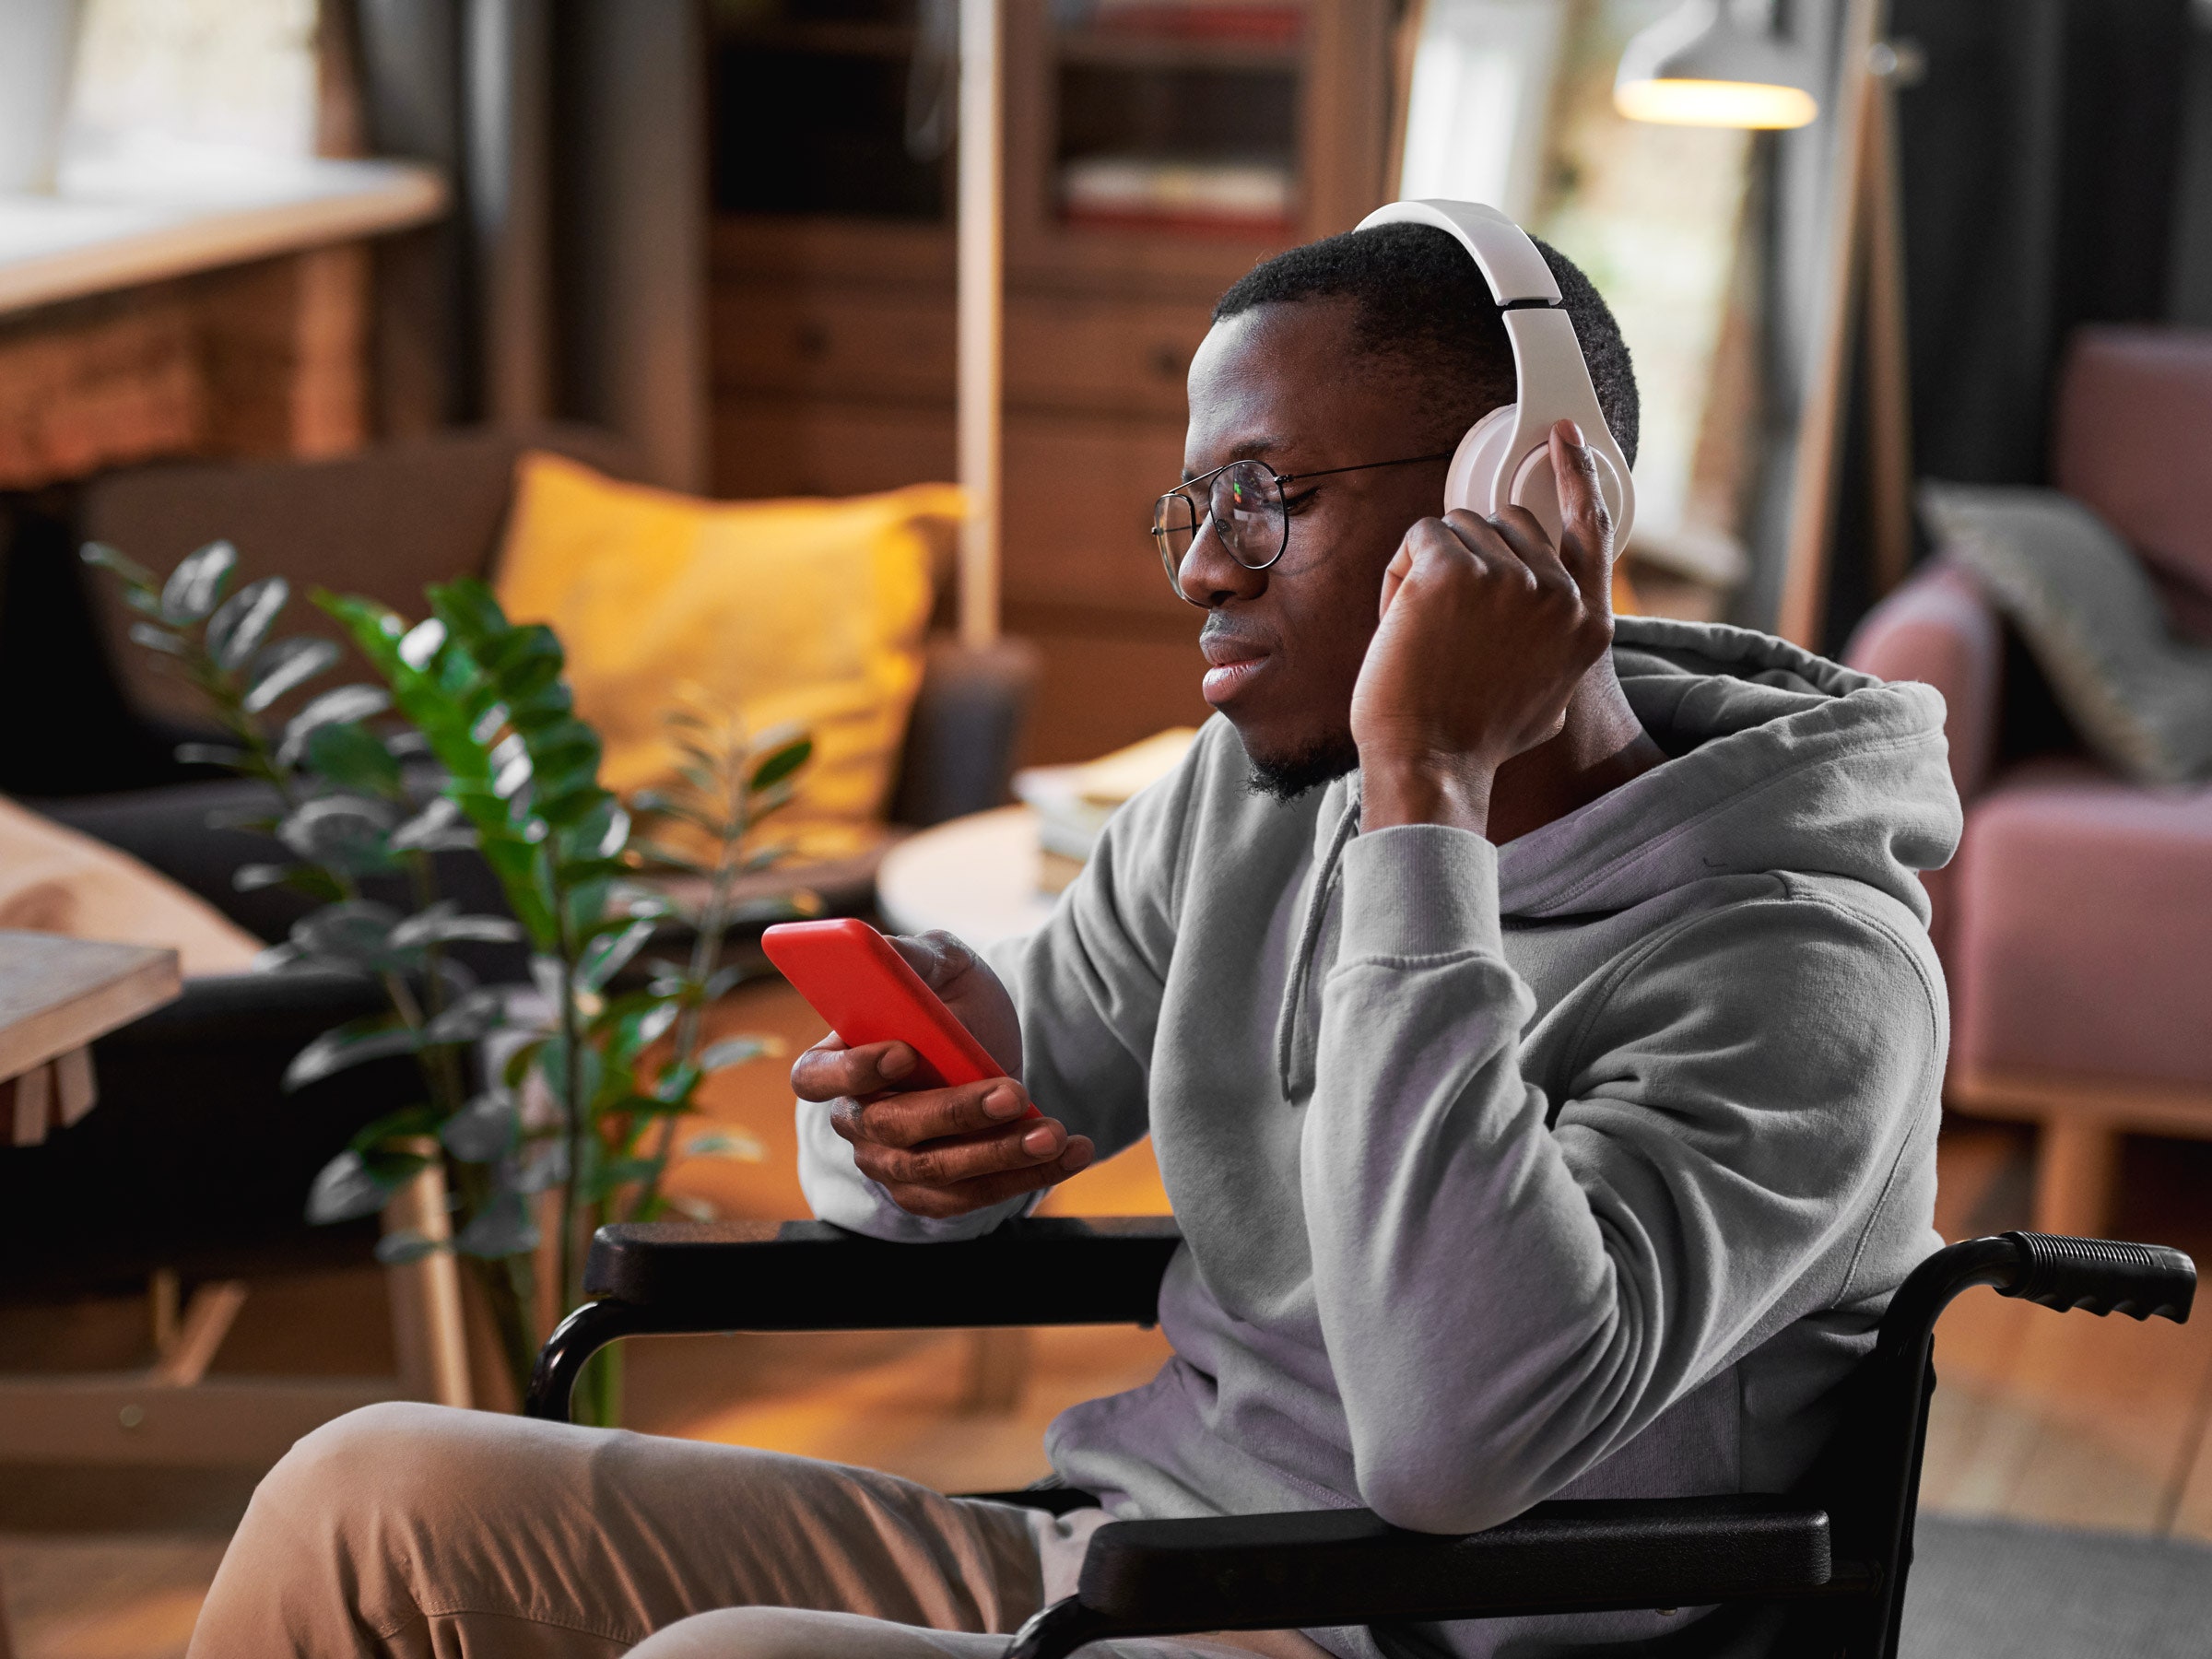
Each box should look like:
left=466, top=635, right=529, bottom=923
left=1846, top=325, right=2212, bottom=1237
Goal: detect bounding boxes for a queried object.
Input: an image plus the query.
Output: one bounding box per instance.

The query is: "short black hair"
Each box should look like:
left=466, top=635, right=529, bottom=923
left=1210, top=221, right=1640, bottom=467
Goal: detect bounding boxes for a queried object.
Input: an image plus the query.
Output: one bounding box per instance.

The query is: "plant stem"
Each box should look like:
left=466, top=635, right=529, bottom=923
left=553, top=864, right=587, bottom=1324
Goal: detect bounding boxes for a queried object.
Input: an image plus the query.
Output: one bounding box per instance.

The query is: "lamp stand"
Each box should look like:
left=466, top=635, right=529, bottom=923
left=1775, top=0, right=1915, bottom=648
left=957, top=0, right=1005, bottom=648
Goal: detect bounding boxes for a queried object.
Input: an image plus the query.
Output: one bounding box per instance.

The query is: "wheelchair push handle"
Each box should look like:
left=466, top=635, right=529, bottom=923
left=1995, top=1231, right=2195, bottom=1323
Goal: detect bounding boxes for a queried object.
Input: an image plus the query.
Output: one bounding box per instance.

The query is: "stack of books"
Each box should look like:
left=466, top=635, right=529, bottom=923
left=1014, top=727, right=1200, bottom=888
left=1082, top=0, right=1304, bottom=45
left=1060, top=155, right=1293, bottom=234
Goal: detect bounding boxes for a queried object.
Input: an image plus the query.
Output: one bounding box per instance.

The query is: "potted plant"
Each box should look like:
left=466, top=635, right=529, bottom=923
left=87, top=540, right=812, bottom=1422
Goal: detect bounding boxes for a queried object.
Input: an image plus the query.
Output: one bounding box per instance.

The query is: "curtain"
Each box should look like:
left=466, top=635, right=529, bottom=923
left=1888, top=0, right=2192, bottom=490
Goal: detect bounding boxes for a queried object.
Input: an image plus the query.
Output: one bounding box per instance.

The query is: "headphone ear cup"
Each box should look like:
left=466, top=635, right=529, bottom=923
left=1443, top=404, right=1517, bottom=515
left=1506, top=443, right=1631, bottom=550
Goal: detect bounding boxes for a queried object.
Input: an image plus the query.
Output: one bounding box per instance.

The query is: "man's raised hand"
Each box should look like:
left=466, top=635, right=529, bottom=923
left=788, top=929, right=1095, bottom=1219
left=1351, top=418, right=1617, bottom=835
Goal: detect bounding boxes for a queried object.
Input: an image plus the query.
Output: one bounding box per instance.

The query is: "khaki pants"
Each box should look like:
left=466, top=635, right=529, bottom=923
left=187, top=1403, right=1336, bottom=1659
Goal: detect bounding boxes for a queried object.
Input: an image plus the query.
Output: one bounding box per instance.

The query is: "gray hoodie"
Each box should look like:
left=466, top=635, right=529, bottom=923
left=799, top=618, right=1960, bottom=1657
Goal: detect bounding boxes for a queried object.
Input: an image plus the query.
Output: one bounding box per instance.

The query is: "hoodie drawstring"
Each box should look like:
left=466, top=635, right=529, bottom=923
left=1274, top=792, right=1361, bottom=1100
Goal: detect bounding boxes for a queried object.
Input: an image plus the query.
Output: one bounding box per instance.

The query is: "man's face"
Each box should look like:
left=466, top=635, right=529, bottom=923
left=1177, top=298, right=1456, bottom=791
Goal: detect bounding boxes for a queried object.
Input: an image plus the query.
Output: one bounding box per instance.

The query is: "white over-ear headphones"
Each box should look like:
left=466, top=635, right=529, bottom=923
left=1355, top=199, right=1637, bottom=552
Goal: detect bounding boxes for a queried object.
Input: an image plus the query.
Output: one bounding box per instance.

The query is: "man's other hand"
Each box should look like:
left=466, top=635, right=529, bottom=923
left=789, top=929, right=1096, bottom=1219
left=1352, top=418, right=1616, bottom=835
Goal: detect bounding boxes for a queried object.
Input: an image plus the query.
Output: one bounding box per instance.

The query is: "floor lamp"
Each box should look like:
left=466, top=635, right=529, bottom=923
left=1772, top=0, right=1916, bottom=649
left=957, top=0, right=1004, bottom=650
left=1615, top=0, right=1913, bottom=650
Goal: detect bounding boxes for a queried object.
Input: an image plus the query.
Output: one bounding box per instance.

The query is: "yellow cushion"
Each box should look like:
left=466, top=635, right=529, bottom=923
left=493, top=453, right=959, bottom=858
left=0, top=796, right=263, bottom=978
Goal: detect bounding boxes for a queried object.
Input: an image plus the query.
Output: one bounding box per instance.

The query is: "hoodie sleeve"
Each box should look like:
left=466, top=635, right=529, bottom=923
left=798, top=726, right=1206, bottom=1241
left=1302, top=823, right=1944, bottom=1534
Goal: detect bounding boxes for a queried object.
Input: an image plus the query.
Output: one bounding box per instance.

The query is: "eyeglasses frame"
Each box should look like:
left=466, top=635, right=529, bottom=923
left=1150, top=451, right=1458, bottom=586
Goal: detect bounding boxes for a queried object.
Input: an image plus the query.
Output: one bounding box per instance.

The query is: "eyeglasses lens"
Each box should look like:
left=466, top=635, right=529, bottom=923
left=1213, top=463, right=1282, bottom=568
left=1152, top=463, right=1283, bottom=591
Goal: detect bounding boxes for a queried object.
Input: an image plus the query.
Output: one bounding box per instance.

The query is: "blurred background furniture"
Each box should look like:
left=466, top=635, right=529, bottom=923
left=0, top=421, right=1039, bottom=1414
left=1848, top=324, right=2212, bottom=1238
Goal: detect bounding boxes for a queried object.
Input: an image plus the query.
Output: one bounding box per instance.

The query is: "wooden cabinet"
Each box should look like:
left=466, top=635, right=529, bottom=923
left=707, top=0, right=1396, bottom=756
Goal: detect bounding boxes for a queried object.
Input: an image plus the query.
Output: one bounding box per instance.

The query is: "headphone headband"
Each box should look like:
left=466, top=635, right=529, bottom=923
left=1359, top=199, right=1561, bottom=306
left=1351, top=199, right=1635, bottom=549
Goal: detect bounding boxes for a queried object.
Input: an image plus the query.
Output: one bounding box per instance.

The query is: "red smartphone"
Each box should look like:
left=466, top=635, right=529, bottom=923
left=761, top=918, right=1024, bottom=1102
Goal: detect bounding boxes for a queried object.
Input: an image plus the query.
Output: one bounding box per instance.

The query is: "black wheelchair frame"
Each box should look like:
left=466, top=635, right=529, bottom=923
left=524, top=1218, right=2194, bottom=1659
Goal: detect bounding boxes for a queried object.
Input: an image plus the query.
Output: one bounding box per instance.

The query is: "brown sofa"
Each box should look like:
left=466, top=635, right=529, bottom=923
left=1846, top=326, right=2212, bottom=1236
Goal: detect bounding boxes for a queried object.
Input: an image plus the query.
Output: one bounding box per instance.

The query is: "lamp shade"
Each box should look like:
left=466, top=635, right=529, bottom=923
left=1614, top=0, right=1818, bottom=130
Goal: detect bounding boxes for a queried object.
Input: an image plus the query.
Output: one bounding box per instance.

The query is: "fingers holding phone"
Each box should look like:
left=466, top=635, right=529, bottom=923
left=773, top=920, right=1094, bottom=1219
left=817, top=1062, right=1095, bottom=1218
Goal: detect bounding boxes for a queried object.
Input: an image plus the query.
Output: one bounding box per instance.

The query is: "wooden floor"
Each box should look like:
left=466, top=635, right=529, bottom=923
left=5, top=980, right=2209, bottom=1656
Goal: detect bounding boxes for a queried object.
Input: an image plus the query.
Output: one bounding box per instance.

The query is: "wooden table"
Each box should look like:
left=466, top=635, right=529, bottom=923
left=875, top=805, right=1061, bottom=949
left=0, top=930, right=180, bottom=1147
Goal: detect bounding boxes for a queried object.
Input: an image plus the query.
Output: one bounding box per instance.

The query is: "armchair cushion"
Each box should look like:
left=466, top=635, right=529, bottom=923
left=1952, top=758, right=2212, bottom=1088
left=2053, top=324, right=2212, bottom=640
left=1919, top=482, right=2212, bottom=785
left=493, top=452, right=960, bottom=859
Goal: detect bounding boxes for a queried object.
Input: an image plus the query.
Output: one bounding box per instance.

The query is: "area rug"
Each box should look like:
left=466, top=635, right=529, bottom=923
left=1900, top=1515, right=2212, bottom=1658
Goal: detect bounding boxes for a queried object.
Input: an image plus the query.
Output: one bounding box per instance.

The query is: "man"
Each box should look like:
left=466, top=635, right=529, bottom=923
left=189, top=221, right=1958, bottom=1659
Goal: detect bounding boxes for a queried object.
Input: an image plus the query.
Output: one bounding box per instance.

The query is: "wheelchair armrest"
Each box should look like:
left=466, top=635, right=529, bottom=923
left=1007, top=1496, right=1851, bottom=1659
left=525, top=1217, right=1182, bottom=1420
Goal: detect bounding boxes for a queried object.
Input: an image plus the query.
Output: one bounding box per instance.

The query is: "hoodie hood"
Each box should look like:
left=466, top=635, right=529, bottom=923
left=1498, top=617, right=1961, bottom=922
left=1276, top=618, right=1962, bottom=1098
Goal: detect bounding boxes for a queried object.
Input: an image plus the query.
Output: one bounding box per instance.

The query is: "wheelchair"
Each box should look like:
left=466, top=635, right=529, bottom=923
left=525, top=1218, right=2194, bottom=1659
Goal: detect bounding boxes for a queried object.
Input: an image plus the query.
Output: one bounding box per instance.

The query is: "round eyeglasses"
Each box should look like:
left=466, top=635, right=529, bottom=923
left=1150, top=451, right=1455, bottom=594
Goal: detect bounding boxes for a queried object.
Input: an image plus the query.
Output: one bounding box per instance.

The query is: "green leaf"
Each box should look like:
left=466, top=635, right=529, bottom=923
left=578, top=918, right=656, bottom=993
left=80, top=540, right=154, bottom=587
left=700, top=1035, right=776, bottom=1072
left=277, top=795, right=397, bottom=876
left=374, top=1230, right=443, bottom=1265
left=242, top=637, right=340, bottom=712
left=453, top=1190, right=539, bottom=1258
left=420, top=988, right=505, bottom=1045
left=284, top=1013, right=421, bottom=1090
left=390, top=797, right=477, bottom=853
left=206, top=576, right=289, bottom=670
left=278, top=685, right=392, bottom=766
left=427, top=576, right=512, bottom=644
left=160, top=541, right=237, bottom=624
left=558, top=855, right=633, bottom=888
left=174, top=742, right=247, bottom=769
left=441, top=1090, right=520, bottom=1162
left=749, top=735, right=813, bottom=793
left=628, top=841, right=713, bottom=877
left=288, top=900, right=404, bottom=970
left=305, top=1150, right=395, bottom=1223
left=306, top=721, right=405, bottom=796
left=346, top=1101, right=446, bottom=1153
left=390, top=902, right=525, bottom=949
left=682, top=1128, right=767, bottom=1162
left=128, top=621, right=189, bottom=656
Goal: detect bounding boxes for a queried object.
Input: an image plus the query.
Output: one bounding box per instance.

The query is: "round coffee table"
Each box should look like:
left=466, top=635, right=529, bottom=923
left=874, top=806, right=1059, bottom=948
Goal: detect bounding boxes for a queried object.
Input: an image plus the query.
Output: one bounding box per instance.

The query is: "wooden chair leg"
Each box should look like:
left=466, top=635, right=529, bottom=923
left=381, top=1146, right=474, bottom=1409
left=960, top=1327, right=1031, bottom=1415
left=2032, top=1116, right=2119, bottom=1239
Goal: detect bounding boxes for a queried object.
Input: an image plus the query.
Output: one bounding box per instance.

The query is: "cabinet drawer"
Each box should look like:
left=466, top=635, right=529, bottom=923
left=714, top=280, right=1215, bottom=420
left=1004, top=413, right=1188, bottom=614
left=1006, top=293, right=1212, bottom=418
left=713, top=396, right=955, bottom=499
left=713, top=284, right=955, bottom=402
left=711, top=399, right=1190, bottom=618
